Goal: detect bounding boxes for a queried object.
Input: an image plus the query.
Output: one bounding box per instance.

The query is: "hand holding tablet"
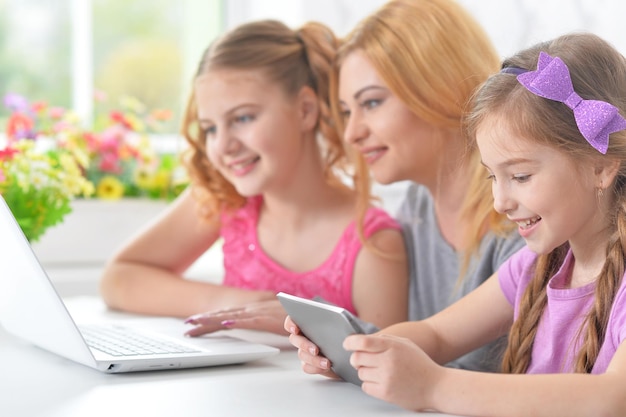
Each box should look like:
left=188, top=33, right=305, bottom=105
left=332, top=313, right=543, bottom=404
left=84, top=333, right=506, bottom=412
left=277, top=292, right=364, bottom=385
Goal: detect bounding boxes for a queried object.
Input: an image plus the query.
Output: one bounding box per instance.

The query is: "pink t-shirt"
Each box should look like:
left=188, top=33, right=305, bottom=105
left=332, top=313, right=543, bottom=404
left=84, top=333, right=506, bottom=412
left=498, top=246, right=626, bottom=374
left=219, top=196, right=400, bottom=314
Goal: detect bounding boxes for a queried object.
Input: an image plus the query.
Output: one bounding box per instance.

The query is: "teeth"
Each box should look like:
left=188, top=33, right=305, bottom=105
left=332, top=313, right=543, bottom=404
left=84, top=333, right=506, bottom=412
left=230, top=157, right=258, bottom=171
left=364, top=149, right=383, bottom=158
left=517, top=216, right=541, bottom=229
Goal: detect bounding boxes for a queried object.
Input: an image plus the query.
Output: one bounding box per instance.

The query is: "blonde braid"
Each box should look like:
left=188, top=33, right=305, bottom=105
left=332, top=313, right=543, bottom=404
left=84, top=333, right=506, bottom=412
left=573, top=196, right=626, bottom=372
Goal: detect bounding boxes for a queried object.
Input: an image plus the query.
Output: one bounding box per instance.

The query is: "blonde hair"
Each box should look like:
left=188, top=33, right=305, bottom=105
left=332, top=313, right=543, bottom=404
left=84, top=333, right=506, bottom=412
left=181, top=20, right=348, bottom=218
left=329, top=0, right=512, bottom=270
left=465, top=32, right=626, bottom=374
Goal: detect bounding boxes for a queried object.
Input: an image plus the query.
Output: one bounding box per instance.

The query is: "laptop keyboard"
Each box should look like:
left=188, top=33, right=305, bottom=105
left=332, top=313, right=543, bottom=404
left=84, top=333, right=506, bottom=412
left=80, top=325, right=203, bottom=357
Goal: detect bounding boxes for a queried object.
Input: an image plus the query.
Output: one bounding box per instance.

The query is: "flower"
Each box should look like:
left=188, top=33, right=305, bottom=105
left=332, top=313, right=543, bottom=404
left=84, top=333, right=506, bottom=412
left=3, top=92, right=188, bottom=202
left=1, top=92, right=189, bottom=241
left=0, top=140, right=94, bottom=241
left=95, top=175, right=125, bottom=200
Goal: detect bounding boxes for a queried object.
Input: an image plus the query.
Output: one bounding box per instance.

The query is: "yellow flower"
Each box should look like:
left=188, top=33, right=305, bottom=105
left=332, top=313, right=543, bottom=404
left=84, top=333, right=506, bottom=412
left=96, top=176, right=125, bottom=200
left=133, top=166, right=154, bottom=189
left=152, top=170, right=170, bottom=189
left=125, top=113, right=145, bottom=132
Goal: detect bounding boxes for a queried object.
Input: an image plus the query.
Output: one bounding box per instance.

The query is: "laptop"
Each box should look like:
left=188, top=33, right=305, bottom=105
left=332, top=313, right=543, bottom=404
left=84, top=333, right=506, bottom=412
left=0, top=195, right=279, bottom=373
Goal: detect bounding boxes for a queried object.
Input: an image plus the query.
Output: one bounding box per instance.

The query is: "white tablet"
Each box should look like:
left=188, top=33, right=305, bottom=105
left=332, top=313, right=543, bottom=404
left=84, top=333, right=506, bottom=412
left=277, top=292, right=364, bottom=385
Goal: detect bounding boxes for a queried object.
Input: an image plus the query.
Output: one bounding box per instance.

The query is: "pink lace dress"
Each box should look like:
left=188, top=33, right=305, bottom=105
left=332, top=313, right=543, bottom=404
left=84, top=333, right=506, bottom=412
left=220, top=196, right=400, bottom=314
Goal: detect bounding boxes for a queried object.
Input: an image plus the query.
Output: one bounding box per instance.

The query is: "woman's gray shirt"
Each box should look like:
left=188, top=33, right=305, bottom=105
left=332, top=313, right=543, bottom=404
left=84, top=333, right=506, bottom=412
left=364, top=183, right=525, bottom=372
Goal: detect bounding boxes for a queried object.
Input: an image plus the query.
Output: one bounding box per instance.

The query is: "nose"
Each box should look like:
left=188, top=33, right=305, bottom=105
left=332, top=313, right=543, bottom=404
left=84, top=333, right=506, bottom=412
left=343, top=110, right=368, bottom=146
left=491, top=181, right=515, bottom=215
left=211, top=127, right=240, bottom=156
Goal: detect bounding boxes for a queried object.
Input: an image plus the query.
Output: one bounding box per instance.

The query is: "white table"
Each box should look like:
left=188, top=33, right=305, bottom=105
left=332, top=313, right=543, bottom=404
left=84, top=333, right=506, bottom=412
left=0, top=296, right=464, bottom=417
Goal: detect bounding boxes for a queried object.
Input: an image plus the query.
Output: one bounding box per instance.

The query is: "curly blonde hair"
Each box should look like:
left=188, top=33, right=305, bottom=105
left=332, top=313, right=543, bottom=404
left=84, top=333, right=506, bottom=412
left=181, top=20, right=349, bottom=219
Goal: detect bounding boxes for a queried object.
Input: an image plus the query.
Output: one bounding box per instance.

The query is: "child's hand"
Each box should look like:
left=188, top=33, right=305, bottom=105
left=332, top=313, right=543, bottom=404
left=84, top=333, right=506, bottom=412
left=344, top=333, right=441, bottom=411
left=284, top=316, right=340, bottom=380
left=185, top=299, right=288, bottom=336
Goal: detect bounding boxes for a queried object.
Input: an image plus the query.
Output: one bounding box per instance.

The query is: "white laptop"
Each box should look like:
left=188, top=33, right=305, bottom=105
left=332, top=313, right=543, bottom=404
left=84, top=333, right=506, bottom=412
left=0, top=195, right=279, bottom=373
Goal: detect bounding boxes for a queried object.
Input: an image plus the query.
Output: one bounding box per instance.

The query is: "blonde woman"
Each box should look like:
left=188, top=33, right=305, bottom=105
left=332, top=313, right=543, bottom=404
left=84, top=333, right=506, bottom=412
left=287, top=0, right=524, bottom=372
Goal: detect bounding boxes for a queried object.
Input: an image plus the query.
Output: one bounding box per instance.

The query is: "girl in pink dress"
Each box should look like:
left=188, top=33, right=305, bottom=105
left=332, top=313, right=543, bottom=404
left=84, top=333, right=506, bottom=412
left=99, top=20, right=408, bottom=336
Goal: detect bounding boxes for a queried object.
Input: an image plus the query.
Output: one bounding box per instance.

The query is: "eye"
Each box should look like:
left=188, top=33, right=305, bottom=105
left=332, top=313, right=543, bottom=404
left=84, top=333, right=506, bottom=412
left=233, top=114, right=255, bottom=125
left=513, top=174, right=530, bottom=183
left=201, top=125, right=216, bottom=141
left=484, top=168, right=496, bottom=182
left=361, top=98, right=382, bottom=110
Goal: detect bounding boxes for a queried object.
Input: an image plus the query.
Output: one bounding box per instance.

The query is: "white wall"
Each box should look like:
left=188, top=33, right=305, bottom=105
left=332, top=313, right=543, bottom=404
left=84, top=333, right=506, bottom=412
left=224, top=0, right=626, bottom=57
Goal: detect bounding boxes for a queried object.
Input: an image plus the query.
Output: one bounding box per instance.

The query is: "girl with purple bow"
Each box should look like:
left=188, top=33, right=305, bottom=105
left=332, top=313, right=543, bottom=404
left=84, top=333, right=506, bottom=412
left=295, top=32, right=626, bottom=415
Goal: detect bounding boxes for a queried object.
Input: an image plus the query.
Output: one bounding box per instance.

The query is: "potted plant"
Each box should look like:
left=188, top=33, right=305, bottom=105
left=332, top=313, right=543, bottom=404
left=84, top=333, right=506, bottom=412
left=1, top=92, right=188, bottom=244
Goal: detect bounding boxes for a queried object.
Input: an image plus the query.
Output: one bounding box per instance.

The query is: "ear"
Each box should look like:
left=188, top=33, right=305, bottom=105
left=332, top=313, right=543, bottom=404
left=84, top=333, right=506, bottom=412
left=595, top=157, right=621, bottom=190
left=297, top=86, right=319, bottom=132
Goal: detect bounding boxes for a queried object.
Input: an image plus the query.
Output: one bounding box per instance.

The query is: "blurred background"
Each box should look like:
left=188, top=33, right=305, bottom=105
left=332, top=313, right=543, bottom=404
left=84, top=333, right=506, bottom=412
left=3, top=0, right=626, bottom=139
left=2, top=0, right=626, bottom=295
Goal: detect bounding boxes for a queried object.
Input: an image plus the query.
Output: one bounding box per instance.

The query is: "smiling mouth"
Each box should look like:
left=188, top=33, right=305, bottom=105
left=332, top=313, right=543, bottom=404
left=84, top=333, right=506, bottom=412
left=362, top=148, right=386, bottom=163
left=229, top=156, right=260, bottom=172
left=516, top=216, right=541, bottom=230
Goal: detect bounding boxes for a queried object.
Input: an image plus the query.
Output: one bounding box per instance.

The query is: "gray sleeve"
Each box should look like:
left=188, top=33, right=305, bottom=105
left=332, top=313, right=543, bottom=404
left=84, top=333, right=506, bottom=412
left=491, top=230, right=526, bottom=272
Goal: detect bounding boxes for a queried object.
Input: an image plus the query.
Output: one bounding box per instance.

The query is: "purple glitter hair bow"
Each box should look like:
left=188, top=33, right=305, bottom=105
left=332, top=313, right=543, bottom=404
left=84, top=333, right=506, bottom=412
left=516, top=51, right=626, bottom=154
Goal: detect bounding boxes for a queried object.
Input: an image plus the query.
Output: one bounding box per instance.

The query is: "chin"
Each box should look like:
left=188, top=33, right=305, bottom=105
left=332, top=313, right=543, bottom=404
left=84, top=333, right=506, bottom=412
left=371, top=170, right=401, bottom=186
left=232, top=184, right=262, bottom=198
left=525, top=242, right=557, bottom=256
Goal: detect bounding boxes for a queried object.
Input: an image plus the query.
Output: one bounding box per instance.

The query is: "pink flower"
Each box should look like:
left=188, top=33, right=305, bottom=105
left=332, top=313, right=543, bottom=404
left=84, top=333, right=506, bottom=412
left=48, top=107, right=66, bottom=119
left=5, top=112, right=35, bottom=140
left=31, top=101, right=48, bottom=113
left=109, top=110, right=133, bottom=130
left=98, top=152, right=122, bottom=174
left=0, top=146, right=20, bottom=160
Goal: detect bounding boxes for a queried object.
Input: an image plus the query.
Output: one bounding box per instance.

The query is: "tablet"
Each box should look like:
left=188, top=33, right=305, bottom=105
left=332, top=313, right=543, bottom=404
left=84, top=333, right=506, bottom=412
left=277, top=292, right=364, bottom=385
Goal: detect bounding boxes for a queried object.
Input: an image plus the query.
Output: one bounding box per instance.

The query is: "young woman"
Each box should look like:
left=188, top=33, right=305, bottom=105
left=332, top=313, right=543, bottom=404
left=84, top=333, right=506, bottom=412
left=99, top=20, right=408, bottom=335
left=287, top=0, right=524, bottom=373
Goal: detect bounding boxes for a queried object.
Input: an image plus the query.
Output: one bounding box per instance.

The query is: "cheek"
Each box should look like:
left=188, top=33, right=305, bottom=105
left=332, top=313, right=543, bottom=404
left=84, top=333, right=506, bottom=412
left=530, top=176, right=580, bottom=217
left=205, top=142, right=220, bottom=165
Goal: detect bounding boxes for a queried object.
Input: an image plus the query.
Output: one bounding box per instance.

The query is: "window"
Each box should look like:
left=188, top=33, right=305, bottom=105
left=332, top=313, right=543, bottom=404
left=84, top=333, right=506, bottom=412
left=0, top=0, right=223, bottom=134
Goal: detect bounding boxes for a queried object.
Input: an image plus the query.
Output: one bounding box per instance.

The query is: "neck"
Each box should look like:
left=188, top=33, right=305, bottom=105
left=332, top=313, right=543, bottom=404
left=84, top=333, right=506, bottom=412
left=262, top=182, right=351, bottom=223
left=260, top=137, right=352, bottom=227
left=569, top=225, right=613, bottom=288
left=418, top=140, right=471, bottom=249
left=412, top=130, right=469, bottom=214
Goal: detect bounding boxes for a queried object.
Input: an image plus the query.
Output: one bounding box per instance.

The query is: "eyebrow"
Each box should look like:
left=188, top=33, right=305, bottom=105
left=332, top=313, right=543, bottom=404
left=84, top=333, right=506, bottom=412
left=339, top=85, right=387, bottom=105
left=480, top=157, right=535, bottom=170
left=197, top=103, right=258, bottom=124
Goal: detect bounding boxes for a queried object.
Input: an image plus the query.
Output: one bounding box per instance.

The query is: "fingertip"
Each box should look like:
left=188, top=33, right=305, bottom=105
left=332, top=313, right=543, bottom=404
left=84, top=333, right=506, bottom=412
left=343, top=334, right=355, bottom=349
left=284, top=317, right=298, bottom=334
left=185, top=313, right=205, bottom=325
